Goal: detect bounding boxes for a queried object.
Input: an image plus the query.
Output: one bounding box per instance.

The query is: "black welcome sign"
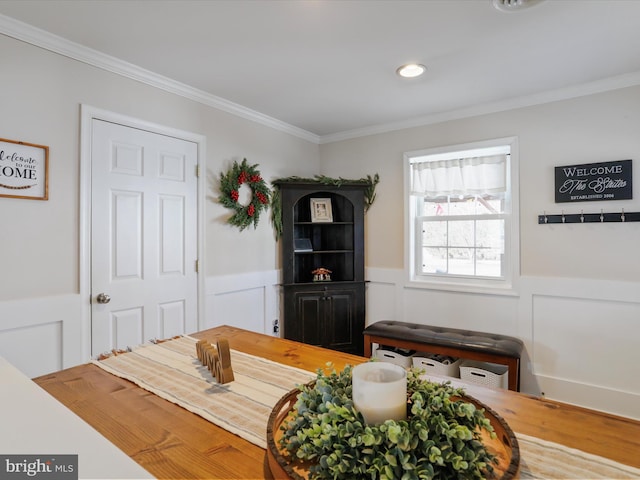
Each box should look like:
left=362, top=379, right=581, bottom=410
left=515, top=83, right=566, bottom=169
left=555, top=159, right=632, bottom=203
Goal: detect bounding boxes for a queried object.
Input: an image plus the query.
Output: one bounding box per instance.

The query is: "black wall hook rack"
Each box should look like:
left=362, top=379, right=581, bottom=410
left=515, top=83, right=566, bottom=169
left=538, top=210, right=640, bottom=224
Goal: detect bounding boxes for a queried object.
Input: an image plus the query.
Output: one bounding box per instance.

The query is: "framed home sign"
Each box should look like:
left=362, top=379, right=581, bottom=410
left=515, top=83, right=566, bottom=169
left=0, top=138, right=49, bottom=200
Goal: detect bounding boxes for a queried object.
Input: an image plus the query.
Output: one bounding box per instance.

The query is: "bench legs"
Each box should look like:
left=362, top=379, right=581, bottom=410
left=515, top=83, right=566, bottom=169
left=364, top=334, right=520, bottom=391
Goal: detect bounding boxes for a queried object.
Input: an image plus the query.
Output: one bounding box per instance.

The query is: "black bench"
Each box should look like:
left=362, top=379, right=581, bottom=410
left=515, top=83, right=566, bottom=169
left=363, top=320, right=524, bottom=391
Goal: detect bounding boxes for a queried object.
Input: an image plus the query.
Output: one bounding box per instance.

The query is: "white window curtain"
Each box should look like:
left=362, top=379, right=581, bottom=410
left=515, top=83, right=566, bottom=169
left=411, top=154, right=507, bottom=198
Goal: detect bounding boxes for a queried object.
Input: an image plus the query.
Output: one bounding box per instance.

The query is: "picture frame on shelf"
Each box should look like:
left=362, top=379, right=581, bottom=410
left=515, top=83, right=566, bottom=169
left=310, top=198, right=333, bottom=222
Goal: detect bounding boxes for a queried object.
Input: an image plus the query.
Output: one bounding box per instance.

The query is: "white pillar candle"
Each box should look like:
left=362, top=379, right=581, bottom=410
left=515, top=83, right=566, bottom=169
left=352, top=362, right=407, bottom=425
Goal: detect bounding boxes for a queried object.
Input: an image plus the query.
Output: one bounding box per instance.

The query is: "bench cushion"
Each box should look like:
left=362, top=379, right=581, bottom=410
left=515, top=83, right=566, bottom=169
left=363, top=320, right=524, bottom=358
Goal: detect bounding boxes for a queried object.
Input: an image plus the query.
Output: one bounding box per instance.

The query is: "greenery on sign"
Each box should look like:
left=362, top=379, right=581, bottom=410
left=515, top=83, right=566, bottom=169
left=218, top=158, right=271, bottom=231
left=279, top=365, right=497, bottom=480
left=270, top=174, right=380, bottom=240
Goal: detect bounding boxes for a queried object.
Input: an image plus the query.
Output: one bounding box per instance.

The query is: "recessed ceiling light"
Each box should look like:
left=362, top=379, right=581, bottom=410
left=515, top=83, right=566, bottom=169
left=396, top=63, right=426, bottom=78
left=492, top=0, right=544, bottom=12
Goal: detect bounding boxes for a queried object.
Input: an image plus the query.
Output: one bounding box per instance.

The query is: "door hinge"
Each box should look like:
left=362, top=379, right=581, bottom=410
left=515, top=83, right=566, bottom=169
left=195, top=259, right=199, bottom=273
left=195, top=164, right=200, bottom=178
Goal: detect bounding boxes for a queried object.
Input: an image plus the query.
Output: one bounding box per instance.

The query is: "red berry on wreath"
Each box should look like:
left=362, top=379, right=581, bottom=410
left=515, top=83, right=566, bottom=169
left=247, top=204, right=255, bottom=216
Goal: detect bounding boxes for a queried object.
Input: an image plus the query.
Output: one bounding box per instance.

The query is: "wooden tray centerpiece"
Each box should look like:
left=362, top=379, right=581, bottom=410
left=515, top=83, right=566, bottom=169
left=267, top=365, right=519, bottom=480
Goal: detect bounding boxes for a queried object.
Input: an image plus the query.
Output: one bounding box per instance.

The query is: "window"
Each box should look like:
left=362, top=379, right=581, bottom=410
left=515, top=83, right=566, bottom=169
left=404, top=138, right=519, bottom=294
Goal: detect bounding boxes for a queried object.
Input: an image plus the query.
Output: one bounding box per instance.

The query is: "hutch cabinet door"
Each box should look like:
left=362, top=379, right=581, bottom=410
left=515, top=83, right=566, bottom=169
left=283, top=284, right=364, bottom=356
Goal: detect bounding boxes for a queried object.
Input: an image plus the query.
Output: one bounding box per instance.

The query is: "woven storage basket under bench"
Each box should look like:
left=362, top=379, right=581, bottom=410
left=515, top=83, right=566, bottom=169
left=363, top=320, right=524, bottom=391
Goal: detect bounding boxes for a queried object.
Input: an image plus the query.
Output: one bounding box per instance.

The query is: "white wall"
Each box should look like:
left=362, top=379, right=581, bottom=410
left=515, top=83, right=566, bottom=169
left=320, top=86, right=640, bottom=419
left=0, top=33, right=319, bottom=376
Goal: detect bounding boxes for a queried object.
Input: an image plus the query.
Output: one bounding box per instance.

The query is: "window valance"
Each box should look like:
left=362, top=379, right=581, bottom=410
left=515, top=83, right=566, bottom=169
left=411, top=154, right=507, bottom=198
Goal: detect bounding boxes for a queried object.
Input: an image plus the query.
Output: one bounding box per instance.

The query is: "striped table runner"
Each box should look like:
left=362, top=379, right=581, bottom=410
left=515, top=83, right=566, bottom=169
left=93, top=336, right=640, bottom=479
left=92, top=335, right=314, bottom=449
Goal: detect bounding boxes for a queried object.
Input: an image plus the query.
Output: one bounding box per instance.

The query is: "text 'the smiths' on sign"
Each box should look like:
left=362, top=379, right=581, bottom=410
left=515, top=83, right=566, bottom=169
left=555, top=159, right=632, bottom=203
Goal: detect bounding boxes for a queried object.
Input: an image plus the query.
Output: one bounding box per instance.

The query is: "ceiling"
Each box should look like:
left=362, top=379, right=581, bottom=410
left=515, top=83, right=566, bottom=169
left=2, top=0, right=640, bottom=142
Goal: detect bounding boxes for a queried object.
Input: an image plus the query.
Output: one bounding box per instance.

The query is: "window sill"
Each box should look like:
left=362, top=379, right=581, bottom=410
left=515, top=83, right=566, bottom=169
left=405, top=276, right=520, bottom=297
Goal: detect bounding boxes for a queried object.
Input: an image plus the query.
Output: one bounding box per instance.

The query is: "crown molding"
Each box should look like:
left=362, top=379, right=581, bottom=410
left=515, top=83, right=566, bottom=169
left=0, top=14, right=320, bottom=144
left=319, top=70, right=640, bottom=144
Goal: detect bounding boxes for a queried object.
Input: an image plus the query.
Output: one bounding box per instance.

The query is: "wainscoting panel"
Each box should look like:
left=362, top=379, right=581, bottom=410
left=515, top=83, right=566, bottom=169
left=524, top=276, right=640, bottom=419
left=0, top=294, right=84, bottom=378
left=0, top=321, right=63, bottom=377
left=205, top=270, right=280, bottom=335
left=403, top=288, right=519, bottom=335
left=532, top=294, right=639, bottom=392
left=366, top=280, right=398, bottom=325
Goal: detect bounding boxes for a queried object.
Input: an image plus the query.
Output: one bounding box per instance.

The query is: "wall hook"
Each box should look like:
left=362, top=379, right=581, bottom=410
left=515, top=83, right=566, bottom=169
left=539, top=209, right=639, bottom=224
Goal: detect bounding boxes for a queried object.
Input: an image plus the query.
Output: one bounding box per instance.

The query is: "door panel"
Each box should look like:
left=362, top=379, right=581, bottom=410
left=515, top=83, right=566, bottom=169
left=112, top=308, right=143, bottom=348
left=91, top=120, right=198, bottom=355
left=112, top=190, right=142, bottom=279
left=159, top=194, right=186, bottom=275
left=159, top=300, right=186, bottom=338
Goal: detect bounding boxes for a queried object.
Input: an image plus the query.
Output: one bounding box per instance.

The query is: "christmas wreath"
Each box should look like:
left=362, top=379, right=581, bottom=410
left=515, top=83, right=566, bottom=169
left=219, top=158, right=271, bottom=231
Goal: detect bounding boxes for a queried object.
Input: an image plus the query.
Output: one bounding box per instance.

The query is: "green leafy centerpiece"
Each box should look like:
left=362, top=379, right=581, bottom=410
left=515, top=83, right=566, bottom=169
left=272, top=365, right=517, bottom=480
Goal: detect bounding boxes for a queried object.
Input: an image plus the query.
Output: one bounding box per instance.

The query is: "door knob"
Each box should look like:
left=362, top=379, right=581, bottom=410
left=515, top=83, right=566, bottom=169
left=96, top=293, right=111, bottom=304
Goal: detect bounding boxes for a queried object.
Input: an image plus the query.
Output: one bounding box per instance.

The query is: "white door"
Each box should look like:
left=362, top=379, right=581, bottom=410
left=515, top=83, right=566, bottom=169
left=91, top=119, right=198, bottom=355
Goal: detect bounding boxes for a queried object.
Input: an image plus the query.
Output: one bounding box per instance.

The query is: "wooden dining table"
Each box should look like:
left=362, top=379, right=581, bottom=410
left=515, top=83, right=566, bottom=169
left=33, top=325, right=640, bottom=479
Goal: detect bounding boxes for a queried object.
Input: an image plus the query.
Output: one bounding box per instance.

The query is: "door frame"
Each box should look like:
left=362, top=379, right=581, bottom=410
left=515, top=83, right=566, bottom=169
left=79, top=104, right=206, bottom=359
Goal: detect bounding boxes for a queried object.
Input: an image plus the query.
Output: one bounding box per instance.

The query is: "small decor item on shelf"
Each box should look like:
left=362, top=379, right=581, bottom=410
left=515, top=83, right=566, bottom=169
left=219, top=158, right=271, bottom=231
left=195, top=338, right=234, bottom=384
left=312, top=267, right=332, bottom=282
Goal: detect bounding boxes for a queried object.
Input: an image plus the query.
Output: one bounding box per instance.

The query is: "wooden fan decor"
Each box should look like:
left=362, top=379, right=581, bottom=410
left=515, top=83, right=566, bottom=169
left=196, top=338, right=235, bottom=384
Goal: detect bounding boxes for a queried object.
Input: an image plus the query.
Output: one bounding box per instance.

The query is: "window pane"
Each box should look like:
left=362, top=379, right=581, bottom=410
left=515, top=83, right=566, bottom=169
left=422, top=220, right=447, bottom=246
left=449, top=198, right=474, bottom=216
left=474, top=195, right=504, bottom=215
left=448, top=248, right=475, bottom=275
left=421, top=195, right=504, bottom=217
left=422, top=199, right=448, bottom=216
left=476, top=249, right=502, bottom=277
left=476, top=219, right=504, bottom=249
left=422, top=247, right=447, bottom=274
left=447, top=220, right=473, bottom=248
